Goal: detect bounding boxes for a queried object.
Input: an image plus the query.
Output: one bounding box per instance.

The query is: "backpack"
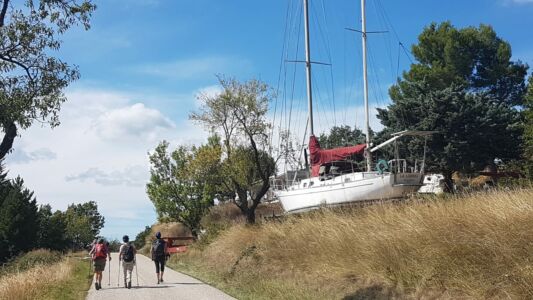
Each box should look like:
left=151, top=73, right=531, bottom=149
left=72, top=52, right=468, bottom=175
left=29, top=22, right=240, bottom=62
left=152, top=239, right=165, bottom=259
left=123, top=244, right=134, bottom=262
left=95, top=244, right=107, bottom=259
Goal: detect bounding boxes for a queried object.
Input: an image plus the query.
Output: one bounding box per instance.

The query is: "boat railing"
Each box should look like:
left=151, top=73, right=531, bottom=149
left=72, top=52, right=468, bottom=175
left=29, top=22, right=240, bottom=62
left=270, top=177, right=302, bottom=190
left=388, top=159, right=407, bottom=173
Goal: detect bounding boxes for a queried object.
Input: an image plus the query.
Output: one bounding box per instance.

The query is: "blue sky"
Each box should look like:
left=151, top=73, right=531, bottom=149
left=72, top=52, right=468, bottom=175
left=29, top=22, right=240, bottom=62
left=5, top=0, right=533, bottom=239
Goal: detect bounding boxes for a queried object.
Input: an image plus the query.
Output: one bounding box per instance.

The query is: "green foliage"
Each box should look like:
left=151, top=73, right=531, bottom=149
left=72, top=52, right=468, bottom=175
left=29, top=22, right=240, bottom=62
left=0, top=0, right=96, bottom=159
left=0, top=163, right=103, bottom=260
left=524, top=76, right=533, bottom=178
left=134, top=225, right=151, bottom=249
left=37, top=204, right=69, bottom=251
left=0, top=173, right=39, bottom=263
left=378, top=22, right=527, bottom=185
left=0, top=249, right=61, bottom=278
left=147, top=139, right=220, bottom=235
left=318, top=125, right=366, bottom=148
left=63, top=209, right=95, bottom=250
left=394, top=22, right=528, bottom=106
left=191, top=77, right=276, bottom=223
left=381, top=83, right=522, bottom=174
left=66, top=201, right=104, bottom=237
left=107, top=239, right=121, bottom=252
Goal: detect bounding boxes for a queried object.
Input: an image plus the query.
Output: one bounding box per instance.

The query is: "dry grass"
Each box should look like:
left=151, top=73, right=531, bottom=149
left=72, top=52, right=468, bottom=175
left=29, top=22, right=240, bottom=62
left=172, top=189, right=533, bottom=299
left=0, top=259, right=73, bottom=300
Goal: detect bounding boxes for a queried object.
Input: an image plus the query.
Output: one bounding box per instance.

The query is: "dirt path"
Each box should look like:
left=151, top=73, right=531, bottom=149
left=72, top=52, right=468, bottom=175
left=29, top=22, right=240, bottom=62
left=86, top=253, right=235, bottom=300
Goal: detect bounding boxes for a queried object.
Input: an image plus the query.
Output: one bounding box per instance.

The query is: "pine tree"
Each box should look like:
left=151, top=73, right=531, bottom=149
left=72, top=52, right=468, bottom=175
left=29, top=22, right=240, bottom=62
left=378, top=22, right=527, bottom=189
left=0, top=176, right=39, bottom=262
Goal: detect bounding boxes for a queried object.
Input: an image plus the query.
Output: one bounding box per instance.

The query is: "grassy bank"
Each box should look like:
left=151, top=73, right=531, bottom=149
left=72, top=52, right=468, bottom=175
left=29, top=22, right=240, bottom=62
left=168, top=189, right=533, bottom=299
left=0, top=250, right=92, bottom=300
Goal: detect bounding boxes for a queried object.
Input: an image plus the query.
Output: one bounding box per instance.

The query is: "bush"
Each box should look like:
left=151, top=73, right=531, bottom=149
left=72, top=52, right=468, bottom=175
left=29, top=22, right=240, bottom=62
left=134, top=226, right=151, bottom=249
left=0, top=249, right=62, bottom=277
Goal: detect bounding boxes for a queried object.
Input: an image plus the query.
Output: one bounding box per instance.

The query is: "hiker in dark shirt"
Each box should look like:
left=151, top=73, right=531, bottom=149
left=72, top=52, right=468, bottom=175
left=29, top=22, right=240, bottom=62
left=150, top=231, right=167, bottom=284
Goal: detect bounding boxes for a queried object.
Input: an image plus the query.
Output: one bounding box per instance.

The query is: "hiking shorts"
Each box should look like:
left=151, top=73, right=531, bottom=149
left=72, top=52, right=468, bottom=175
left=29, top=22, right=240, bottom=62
left=94, top=258, right=106, bottom=272
left=154, top=257, right=165, bottom=273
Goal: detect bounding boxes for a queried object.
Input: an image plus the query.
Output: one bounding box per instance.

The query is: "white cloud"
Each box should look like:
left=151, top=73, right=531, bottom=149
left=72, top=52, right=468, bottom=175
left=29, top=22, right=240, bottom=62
left=4, top=87, right=208, bottom=239
left=93, top=103, right=175, bottom=142
left=7, top=148, right=57, bottom=164
left=66, top=165, right=148, bottom=187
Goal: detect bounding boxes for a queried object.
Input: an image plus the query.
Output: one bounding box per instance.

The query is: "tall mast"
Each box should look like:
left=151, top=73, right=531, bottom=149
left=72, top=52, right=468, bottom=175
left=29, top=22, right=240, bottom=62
left=361, top=0, right=372, bottom=171
left=303, top=0, right=314, bottom=136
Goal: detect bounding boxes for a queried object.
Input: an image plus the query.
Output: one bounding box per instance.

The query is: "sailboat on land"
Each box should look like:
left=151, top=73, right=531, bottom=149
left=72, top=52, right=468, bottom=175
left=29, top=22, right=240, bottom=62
left=272, top=0, right=434, bottom=213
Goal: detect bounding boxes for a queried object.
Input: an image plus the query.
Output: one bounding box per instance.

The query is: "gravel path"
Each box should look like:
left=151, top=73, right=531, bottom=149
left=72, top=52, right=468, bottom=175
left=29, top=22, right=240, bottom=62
left=86, top=253, right=235, bottom=300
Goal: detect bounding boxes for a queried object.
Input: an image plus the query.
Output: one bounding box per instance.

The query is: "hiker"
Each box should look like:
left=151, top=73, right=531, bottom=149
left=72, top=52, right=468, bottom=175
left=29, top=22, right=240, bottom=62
left=119, top=235, right=137, bottom=289
left=150, top=231, right=167, bottom=284
left=89, top=238, right=111, bottom=290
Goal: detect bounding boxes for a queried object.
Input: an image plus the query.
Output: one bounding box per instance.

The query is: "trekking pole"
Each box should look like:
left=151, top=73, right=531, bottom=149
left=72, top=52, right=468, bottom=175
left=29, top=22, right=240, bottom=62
left=135, top=260, right=139, bottom=287
left=108, top=260, right=111, bottom=286
left=117, top=260, right=121, bottom=287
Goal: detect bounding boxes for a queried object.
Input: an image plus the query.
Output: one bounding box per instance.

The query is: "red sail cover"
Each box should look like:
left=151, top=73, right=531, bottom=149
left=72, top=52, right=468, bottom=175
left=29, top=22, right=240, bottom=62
left=309, top=135, right=366, bottom=177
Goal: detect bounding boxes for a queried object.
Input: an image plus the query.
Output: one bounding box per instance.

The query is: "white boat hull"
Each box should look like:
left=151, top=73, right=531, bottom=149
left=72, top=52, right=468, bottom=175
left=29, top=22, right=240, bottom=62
left=275, top=171, right=422, bottom=213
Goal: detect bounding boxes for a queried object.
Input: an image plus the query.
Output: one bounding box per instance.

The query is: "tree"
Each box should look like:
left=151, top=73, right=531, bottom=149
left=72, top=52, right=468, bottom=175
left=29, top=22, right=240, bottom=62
left=134, top=225, right=151, bottom=249
left=524, top=75, right=533, bottom=178
left=63, top=209, right=93, bottom=250
left=191, top=77, right=276, bottom=223
left=381, top=82, right=522, bottom=189
left=66, top=201, right=104, bottom=237
left=389, top=22, right=528, bottom=106
left=107, top=239, right=121, bottom=252
left=318, top=125, right=366, bottom=148
left=147, top=138, right=220, bottom=235
left=378, top=22, right=527, bottom=189
left=0, top=175, right=39, bottom=263
left=0, top=0, right=96, bottom=160
left=37, top=204, right=68, bottom=250
left=63, top=201, right=103, bottom=249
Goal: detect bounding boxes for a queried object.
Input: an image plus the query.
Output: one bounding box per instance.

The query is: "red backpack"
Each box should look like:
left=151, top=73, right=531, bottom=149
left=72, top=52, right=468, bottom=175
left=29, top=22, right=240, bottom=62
left=95, top=244, right=107, bottom=259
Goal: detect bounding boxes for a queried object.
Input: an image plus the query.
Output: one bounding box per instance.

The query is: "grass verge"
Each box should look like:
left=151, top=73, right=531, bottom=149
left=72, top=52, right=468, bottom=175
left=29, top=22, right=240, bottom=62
left=169, top=189, right=533, bottom=299
left=40, top=253, right=92, bottom=300
left=0, top=251, right=92, bottom=300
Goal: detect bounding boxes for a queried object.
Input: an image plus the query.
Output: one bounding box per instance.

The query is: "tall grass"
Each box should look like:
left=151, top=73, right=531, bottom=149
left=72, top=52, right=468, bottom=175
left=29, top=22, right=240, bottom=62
left=0, top=250, right=91, bottom=300
left=172, top=189, right=533, bottom=299
left=0, top=259, right=72, bottom=300
left=0, top=249, right=62, bottom=277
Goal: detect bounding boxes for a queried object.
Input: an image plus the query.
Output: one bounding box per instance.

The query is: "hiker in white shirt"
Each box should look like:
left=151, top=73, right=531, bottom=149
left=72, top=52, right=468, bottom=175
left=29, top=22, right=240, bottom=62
left=118, top=235, right=137, bottom=288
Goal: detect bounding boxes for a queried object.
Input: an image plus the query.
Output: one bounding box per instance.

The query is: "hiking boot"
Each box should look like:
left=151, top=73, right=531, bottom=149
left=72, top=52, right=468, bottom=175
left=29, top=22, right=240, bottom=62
left=94, top=282, right=98, bottom=290
left=124, top=281, right=127, bottom=288
left=160, top=278, right=164, bottom=283
left=128, top=281, right=132, bottom=289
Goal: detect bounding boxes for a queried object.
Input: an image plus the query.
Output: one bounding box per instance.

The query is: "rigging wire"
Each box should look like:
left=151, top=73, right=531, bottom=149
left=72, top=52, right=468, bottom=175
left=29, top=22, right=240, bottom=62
left=270, top=0, right=293, bottom=154
left=319, top=0, right=337, bottom=127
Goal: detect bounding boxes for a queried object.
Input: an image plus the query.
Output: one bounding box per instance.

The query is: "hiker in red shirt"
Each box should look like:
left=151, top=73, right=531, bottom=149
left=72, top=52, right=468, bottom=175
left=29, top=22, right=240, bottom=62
left=89, top=238, right=111, bottom=290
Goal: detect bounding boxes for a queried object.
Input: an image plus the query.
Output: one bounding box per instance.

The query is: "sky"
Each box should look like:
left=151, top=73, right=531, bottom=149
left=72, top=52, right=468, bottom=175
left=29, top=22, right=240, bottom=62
left=4, top=0, right=533, bottom=239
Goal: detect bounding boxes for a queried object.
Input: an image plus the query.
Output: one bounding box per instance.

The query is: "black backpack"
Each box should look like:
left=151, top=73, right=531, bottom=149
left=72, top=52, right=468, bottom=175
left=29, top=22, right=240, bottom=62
left=123, top=244, right=134, bottom=262
left=152, top=239, right=165, bottom=259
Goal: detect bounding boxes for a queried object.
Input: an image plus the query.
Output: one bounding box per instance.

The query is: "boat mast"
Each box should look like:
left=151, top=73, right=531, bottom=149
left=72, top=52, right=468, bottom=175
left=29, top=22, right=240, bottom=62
left=361, top=0, right=372, bottom=171
left=303, top=0, right=314, bottom=136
